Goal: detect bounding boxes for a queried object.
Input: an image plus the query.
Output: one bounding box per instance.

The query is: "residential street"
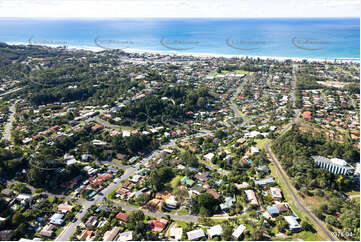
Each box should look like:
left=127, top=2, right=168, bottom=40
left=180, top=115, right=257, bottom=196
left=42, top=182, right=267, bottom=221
left=2, top=100, right=17, bottom=141
left=56, top=131, right=210, bottom=241
left=0, top=87, right=23, bottom=97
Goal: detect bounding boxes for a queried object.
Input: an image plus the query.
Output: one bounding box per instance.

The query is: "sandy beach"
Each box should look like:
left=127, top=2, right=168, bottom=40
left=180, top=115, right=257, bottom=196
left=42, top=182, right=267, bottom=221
left=5, top=41, right=360, bottom=63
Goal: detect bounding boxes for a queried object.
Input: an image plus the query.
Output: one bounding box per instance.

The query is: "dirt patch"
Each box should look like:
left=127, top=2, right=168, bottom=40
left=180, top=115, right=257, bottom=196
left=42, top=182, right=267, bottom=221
left=144, top=192, right=171, bottom=212
left=317, top=81, right=348, bottom=88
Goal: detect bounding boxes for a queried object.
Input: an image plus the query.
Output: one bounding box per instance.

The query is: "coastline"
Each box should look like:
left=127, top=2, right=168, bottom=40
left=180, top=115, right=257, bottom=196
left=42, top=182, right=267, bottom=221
left=5, top=41, right=360, bottom=63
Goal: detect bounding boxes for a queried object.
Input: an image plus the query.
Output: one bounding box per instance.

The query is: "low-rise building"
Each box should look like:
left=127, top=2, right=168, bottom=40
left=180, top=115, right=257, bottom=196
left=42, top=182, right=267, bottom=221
left=207, top=225, right=223, bottom=238
left=284, top=216, right=301, bottom=232
left=232, top=224, right=246, bottom=239
left=245, top=190, right=259, bottom=206
left=270, top=187, right=282, bottom=201
left=103, top=227, right=120, bottom=241
left=187, top=229, right=205, bottom=241
left=312, top=156, right=355, bottom=175
left=169, top=227, right=183, bottom=241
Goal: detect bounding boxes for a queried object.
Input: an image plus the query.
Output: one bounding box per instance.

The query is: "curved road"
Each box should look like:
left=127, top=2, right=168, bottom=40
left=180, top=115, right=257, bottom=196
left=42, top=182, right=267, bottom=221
left=264, top=64, right=336, bottom=241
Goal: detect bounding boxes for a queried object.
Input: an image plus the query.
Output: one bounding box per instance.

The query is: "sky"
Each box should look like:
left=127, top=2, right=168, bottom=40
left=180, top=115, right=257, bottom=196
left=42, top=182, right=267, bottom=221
left=0, top=0, right=359, bottom=18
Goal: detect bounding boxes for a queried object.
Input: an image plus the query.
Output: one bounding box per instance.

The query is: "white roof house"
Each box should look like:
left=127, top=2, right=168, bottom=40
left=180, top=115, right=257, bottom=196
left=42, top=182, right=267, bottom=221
left=66, top=158, right=79, bottom=166
left=244, top=131, right=261, bottom=138
left=165, top=195, right=178, bottom=209
left=187, top=229, right=205, bottom=241
left=204, top=153, right=215, bottom=161
left=116, top=231, right=133, bottom=241
left=232, top=224, right=246, bottom=239
left=207, top=225, right=223, bottom=238
left=169, top=227, right=183, bottom=241
left=250, top=146, right=260, bottom=154
left=103, top=227, right=120, bottom=241
left=50, top=213, right=64, bottom=225
left=16, top=194, right=32, bottom=203
left=122, top=130, right=131, bottom=137
left=130, top=175, right=142, bottom=183
left=284, top=216, right=301, bottom=232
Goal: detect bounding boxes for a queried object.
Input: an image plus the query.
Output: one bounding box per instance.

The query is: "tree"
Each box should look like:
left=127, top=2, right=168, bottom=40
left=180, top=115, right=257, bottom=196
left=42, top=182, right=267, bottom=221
left=149, top=167, right=174, bottom=192
left=128, top=210, right=145, bottom=229
left=12, top=212, right=25, bottom=226
left=174, top=188, right=188, bottom=203
left=301, top=221, right=315, bottom=232
left=197, top=97, right=206, bottom=108
left=194, top=193, right=219, bottom=216
left=222, top=225, right=233, bottom=241
left=181, top=151, right=199, bottom=167
left=276, top=218, right=288, bottom=232
left=325, top=215, right=341, bottom=228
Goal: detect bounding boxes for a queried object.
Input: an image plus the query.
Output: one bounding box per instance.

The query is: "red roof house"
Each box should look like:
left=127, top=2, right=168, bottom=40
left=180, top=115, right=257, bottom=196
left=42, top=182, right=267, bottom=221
left=303, top=111, right=312, bottom=120
left=116, top=212, right=128, bottom=222
left=148, top=219, right=168, bottom=232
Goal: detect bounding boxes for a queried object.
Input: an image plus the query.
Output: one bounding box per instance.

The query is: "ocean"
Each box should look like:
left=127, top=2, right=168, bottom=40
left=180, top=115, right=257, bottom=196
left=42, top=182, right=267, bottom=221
left=0, top=18, right=359, bottom=60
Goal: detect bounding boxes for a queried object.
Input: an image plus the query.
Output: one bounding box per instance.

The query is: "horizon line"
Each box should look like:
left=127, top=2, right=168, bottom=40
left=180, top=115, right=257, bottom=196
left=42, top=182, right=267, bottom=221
left=0, top=16, right=359, bottom=20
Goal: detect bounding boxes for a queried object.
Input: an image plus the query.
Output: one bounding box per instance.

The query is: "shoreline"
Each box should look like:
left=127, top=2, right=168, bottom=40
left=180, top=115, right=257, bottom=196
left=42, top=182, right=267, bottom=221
left=5, top=41, right=360, bottom=63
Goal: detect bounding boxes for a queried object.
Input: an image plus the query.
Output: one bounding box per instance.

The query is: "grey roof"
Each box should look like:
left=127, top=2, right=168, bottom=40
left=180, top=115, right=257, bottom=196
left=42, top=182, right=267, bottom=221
left=255, top=177, right=275, bottom=185
left=187, top=229, right=205, bottom=240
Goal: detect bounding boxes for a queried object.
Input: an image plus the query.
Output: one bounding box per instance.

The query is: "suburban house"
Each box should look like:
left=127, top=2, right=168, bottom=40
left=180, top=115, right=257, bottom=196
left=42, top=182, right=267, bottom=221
left=187, top=229, right=205, bottom=241
left=103, top=227, right=120, bottom=241
left=255, top=177, right=275, bottom=186
left=284, top=216, right=302, bottom=232
left=266, top=205, right=279, bottom=217
left=207, top=225, right=223, bottom=238
left=49, top=213, right=64, bottom=225
left=116, top=231, right=133, bottom=241
left=115, top=212, right=128, bottom=223
left=270, top=187, right=282, bottom=201
left=220, top=197, right=236, bottom=211
left=39, top=224, right=56, bottom=238
left=169, top=227, right=183, bottom=241
left=148, top=219, right=168, bottom=232
left=232, top=224, right=246, bottom=239
left=165, top=195, right=178, bottom=209
left=245, top=190, right=259, bottom=206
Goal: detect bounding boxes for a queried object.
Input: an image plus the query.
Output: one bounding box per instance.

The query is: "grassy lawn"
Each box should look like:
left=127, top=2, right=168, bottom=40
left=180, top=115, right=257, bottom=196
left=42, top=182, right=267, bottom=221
left=176, top=207, right=189, bottom=215
left=271, top=231, right=321, bottom=241
left=296, top=231, right=324, bottom=241
left=346, top=190, right=360, bottom=196
left=255, top=138, right=272, bottom=150
left=55, top=227, right=64, bottom=237
left=120, top=125, right=132, bottom=131
left=106, top=185, right=122, bottom=200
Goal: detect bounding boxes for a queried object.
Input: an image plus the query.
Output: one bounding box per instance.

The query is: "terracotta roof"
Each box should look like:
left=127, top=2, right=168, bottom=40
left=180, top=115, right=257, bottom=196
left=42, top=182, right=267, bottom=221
left=206, top=189, right=221, bottom=200
left=116, top=212, right=128, bottom=222
left=303, top=111, right=312, bottom=120
left=91, top=124, right=103, bottom=131
left=148, top=219, right=168, bottom=232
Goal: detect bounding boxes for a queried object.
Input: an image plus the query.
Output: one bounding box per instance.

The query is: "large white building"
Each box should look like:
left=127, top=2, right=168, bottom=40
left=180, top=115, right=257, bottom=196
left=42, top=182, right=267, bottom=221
left=312, top=156, right=355, bottom=176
